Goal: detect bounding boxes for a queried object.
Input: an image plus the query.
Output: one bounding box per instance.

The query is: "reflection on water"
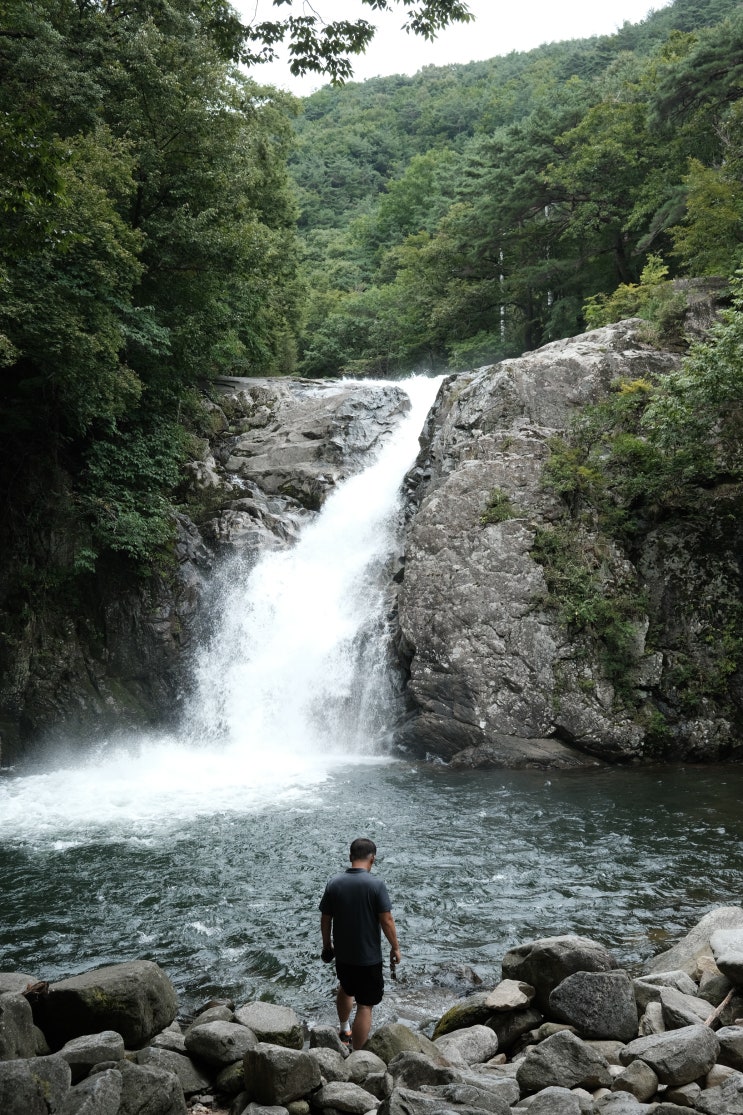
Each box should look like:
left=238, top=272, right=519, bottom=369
left=1, top=762, right=742, bottom=1027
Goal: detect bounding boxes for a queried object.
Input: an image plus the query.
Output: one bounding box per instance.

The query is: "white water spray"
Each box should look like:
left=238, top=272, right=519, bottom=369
left=0, top=376, right=441, bottom=839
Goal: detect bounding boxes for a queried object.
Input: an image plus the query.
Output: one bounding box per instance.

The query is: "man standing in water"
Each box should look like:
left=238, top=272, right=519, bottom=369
left=319, top=837, right=401, bottom=1049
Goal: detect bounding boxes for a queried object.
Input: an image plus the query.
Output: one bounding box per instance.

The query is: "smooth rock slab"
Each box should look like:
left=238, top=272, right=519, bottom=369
left=365, top=1024, right=442, bottom=1065
left=235, top=1002, right=303, bottom=1050
left=484, top=980, right=535, bottom=1012
left=0, top=990, right=37, bottom=1060
left=549, top=970, right=638, bottom=1042
left=619, top=1024, right=719, bottom=1086
left=434, top=1023, right=498, bottom=1065
left=185, top=1019, right=257, bottom=1065
left=59, top=1067, right=123, bottom=1115
left=0, top=1053, right=72, bottom=1115
left=313, top=1080, right=380, bottom=1112
left=515, top=1029, right=612, bottom=1093
left=244, top=1042, right=321, bottom=1105
left=502, top=935, right=617, bottom=1011
left=648, top=907, right=743, bottom=980
left=31, top=960, right=179, bottom=1050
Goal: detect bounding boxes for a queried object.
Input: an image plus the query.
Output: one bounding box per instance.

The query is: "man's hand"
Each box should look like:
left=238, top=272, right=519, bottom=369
left=390, top=945, right=401, bottom=965
left=321, top=946, right=335, bottom=963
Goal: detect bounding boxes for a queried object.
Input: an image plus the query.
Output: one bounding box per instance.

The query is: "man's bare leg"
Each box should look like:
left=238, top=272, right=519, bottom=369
left=352, top=1004, right=372, bottom=1050
left=336, top=986, right=354, bottom=1037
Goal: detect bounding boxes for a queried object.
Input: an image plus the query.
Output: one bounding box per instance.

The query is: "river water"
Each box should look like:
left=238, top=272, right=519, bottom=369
left=1, top=377, right=742, bottom=1031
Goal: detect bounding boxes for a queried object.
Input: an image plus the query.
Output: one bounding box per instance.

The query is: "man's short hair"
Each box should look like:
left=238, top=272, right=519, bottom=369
left=350, top=837, right=377, bottom=861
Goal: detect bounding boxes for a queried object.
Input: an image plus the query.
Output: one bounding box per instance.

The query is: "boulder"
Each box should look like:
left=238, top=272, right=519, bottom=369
left=137, top=1046, right=212, bottom=1094
left=0, top=973, right=36, bottom=994
left=665, top=1082, right=702, bottom=1107
left=526, top=1086, right=582, bottom=1114
left=611, top=1059, right=659, bottom=1102
left=632, top=972, right=699, bottom=1014
left=710, top=928, right=743, bottom=987
left=113, top=1059, right=187, bottom=1115
left=345, top=1051, right=387, bottom=1084
left=515, top=1030, right=612, bottom=1093
left=501, top=935, right=617, bottom=1011
left=432, top=992, right=493, bottom=1038
left=0, top=1053, right=71, bottom=1115
left=0, top=990, right=36, bottom=1060
left=717, top=1025, right=743, bottom=1071
left=483, top=980, right=535, bottom=1012
left=313, top=1080, right=380, bottom=1112
left=216, top=1058, right=246, bottom=1096
left=549, top=970, right=638, bottom=1042
left=186, top=1004, right=233, bottom=1028
left=387, top=1051, right=458, bottom=1090
left=185, top=1019, right=257, bottom=1066
left=244, top=1042, right=321, bottom=1105
left=311, top=1026, right=351, bottom=1057
left=151, top=1025, right=187, bottom=1054
left=58, top=1067, right=123, bottom=1115
left=365, top=1024, right=441, bottom=1065
left=695, top=1072, right=743, bottom=1113
left=309, top=1046, right=350, bottom=1082
left=638, top=1002, right=665, bottom=1036
left=487, top=1006, right=542, bottom=1051
left=420, top=1081, right=512, bottom=1114
left=619, top=1024, right=719, bottom=1086
left=595, top=1095, right=652, bottom=1113
left=659, top=986, right=712, bottom=1029
left=30, top=960, right=178, bottom=1050
left=59, top=1029, right=125, bottom=1082
left=235, top=1002, right=303, bottom=1050
left=377, top=1086, right=460, bottom=1115
left=434, top=1024, right=498, bottom=1065
left=648, top=908, right=743, bottom=980
left=585, top=1040, right=626, bottom=1067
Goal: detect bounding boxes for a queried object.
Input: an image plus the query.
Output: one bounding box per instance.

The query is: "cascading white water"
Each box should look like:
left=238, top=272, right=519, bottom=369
left=0, top=376, right=442, bottom=839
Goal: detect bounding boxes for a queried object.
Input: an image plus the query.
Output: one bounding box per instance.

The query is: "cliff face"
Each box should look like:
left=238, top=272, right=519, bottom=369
left=395, top=321, right=743, bottom=766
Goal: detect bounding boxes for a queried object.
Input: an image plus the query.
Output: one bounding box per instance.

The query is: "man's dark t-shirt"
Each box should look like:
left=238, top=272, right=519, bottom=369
left=319, top=867, right=392, bottom=966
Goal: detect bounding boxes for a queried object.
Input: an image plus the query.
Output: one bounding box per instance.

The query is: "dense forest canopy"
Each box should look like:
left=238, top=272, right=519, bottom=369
left=1, top=0, right=743, bottom=606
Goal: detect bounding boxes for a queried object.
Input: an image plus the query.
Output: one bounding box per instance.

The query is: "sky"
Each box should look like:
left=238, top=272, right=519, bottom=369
left=239, top=0, right=674, bottom=95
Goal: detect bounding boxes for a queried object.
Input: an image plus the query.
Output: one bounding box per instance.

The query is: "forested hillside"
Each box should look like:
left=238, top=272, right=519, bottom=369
left=291, top=0, right=743, bottom=374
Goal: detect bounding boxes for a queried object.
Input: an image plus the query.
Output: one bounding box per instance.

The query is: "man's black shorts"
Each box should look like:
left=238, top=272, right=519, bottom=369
left=335, top=960, right=384, bottom=1006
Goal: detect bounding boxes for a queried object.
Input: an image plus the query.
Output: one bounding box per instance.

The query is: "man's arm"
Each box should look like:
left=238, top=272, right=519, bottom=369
left=379, top=910, right=401, bottom=964
left=320, top=913, right=333, bottom=949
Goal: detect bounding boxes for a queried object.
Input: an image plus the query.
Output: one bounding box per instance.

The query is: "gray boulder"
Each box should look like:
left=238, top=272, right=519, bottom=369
left=632, top=972, right=699, bottom=1014
left=619, top=1024, right=719, bottom=1086
left=484, top=981, right=535, bottom=1012
left=711, top=928, right=743, bottom=987
left=0, top=973, right=36, bottom=994
left=638, top=1001, right=665, bottom=1036
left=420, top=1081, right=512, bottom=1114
left=365, top=1024, right=442, bottom=1065
left=515, top=1030, right=612, bottom=1093
left=717, top=1025, right=743, bottom=1071
left=648, top=907, right=743, bottom=980
left=185, top=1019, right=257, bottom=1065
left=387, top=1051, right=458, bottom=1090
left=137, top=1046, right=211, bottom=1094
left=611, top=1058, right=659, bottom=1102
left=311, top=1025, right=351, bottom=1057
left=432, top=992, right=494, bottom=1038
left=526, top=1086, right=582, bottom=1115
left=114, top=1059, right=187, bottom=1115
left=0, top=1053, right=71, bottom=1115
left=0, top=990, right=37, bottom=1060
left=695, top=1072, right=743, bottom=1114
left=659, top=986, right=712, bottom=1028
left=549, top=970, right=637, bottom=1042
left=377, top=1087, right=465, bottom=1115
left=216, top=1058, right=246, bottom=1096
left=186, top=1003, right=234, bottom=1028
left=434, top=1024, right=498, bottom=1065
left=58, top=1067, right=123, bottom=1115
left=31, top=960, right=178, bottom=1050
left=235, top=1002, right=303, bottom=1050
left=665, top=1082, right=702, bottom=1106
left=309, top=1046, right=350, bottom=1082
left=501, top=935, right=617, bottom=1011
left=345, top=1051, right=388, bottom=1084
left=313, top=1080, right=380, bottom=1112
left=244, top=1043, right=321, bottom=1105
left=151, top=1024, right=187, bottom=1054
left=487, top=1006, right=542, bottom=1052
left=59, top=1029, right=125, bottom=1082
left=595, top=1095, right=652, bottom=1114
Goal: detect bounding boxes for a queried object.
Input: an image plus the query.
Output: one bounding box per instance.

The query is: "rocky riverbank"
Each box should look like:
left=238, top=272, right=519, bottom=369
left=3, top=906, right=743, bottom=1114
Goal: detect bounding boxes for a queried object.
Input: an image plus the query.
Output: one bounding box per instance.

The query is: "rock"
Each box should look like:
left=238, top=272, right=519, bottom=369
left=706, top=1062, right=743, bottom=1087
left=549, top=970, right=638, bottom=1042
left=345, top=1051, right=387, bottom=1084
left=487, top=1006, right=542, bottom=1052
left=365, top=1024, right=442, bottom=1065
left=717, top=1025, right=743, bottom=1070
left=515, top=1030, right=612, bottom=1093
left=434, top=1024, right=498, bottom=1065
left=632, top=972, right=699, bottom=1013
left=151, top=1024, right=187, bottom=1054
left=432, top=992, right=494, bottom=1038
left=244, top=1104, right=287, bottom=1115
left=619, top=1024, right=719, bottom=1086
left=216, top=1058, right=247, bottom=1096
left=585, top=1041, right=626, bottom=1066
left=711, top=928, right=743, bottom=987
left=185, top=1019, right=258, bottom=1066
left=387, top=1051, right=458, bottom=1090
left=311, top=1026, right=351, bottom=1057
left=361, top=1072, right=392, bottom=1100
left=0, top=1053, right=71, bottom=1115
left=421, top=1081, right=512, bottom=1114
left=309, top=1047, right=350, bottom=1082
left=698, top=969, right=733, bottom=1005
left=235, top=1002, right=303, bottom=1050
left=484, top=981, right=535, bottom=1011
left=0, top=973, right=37, bottom=994
left=501, top=935, right=617, bottom=1011
left=313, top=1080, right=380, bottom=1112
left=525, top=1086, right=582, bottom=1114
left=595, top=1094, right=652, bottom=1113
left=611, top=1059, right=659, bottom=1102
left=137, top=1046, right=211, bottom=1094
left=186, top=1004, right=234, bottom=1028
left=244, top=1043, right=321, bottom=1106
left=106, top=1059, right=186, bottom=1115
left=695, top=1072, right=743, bottom=1113
left=0, top=990, right=36, bottom=1060
left=30, top=960, right=178, bottom=1050
left=60, top=1029, right=125, bottom=1082
left=58, top=1067, right=123, bottom=1115
left=648, top=907, right=743, bottom=980
left=665, top=1081, right=702, bottom=1107
left=659, top=986, right=712, bottom=1028
left=638, top=1001, right=665, bottom=1036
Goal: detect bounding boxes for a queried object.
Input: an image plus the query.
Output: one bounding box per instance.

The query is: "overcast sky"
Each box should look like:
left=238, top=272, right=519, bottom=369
left=239, top=0, right=674, bottom=94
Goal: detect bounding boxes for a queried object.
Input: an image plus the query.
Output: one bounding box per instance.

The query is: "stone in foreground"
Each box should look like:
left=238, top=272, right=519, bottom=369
left=549, top=969, right=638, bottom=1042
left=235, top=1002, right=304, bottom=1050
left=0, top=1053, right=71, bottom=1115
left=516, top=1029, right=612, bottom=1093
left=619, top=1024, right=719, bottom=1086
left=501, top=935, right=617, bottom=1010
left=244, top=1043, right=321, bottom=1105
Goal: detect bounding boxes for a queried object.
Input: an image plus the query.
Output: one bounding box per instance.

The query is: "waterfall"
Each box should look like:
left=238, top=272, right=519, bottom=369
left=0, top=375, right=441, bottom=838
